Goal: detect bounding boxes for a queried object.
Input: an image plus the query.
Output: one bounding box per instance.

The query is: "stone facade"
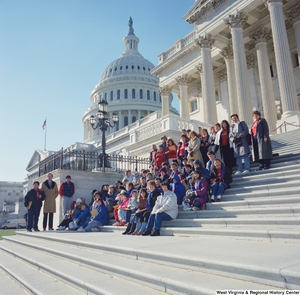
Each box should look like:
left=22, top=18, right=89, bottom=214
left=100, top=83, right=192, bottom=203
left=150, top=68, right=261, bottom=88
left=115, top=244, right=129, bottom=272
left=152, top=0, right=300, bottom=131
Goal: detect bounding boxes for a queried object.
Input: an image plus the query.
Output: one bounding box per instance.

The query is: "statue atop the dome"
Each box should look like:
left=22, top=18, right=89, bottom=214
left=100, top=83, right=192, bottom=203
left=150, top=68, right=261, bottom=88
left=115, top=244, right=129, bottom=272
left=128, top=17, right=135, bottom=35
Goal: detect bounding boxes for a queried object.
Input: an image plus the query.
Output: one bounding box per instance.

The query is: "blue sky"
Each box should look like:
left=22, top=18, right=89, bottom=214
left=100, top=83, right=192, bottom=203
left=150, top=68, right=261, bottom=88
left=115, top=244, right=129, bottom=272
left=0, top=0, right=194, bottom=182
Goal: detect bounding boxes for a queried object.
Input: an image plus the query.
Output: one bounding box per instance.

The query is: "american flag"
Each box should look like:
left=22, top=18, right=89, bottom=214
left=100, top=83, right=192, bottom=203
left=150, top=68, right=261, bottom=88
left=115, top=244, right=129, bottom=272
left=42, top=120, right=47, bottom=130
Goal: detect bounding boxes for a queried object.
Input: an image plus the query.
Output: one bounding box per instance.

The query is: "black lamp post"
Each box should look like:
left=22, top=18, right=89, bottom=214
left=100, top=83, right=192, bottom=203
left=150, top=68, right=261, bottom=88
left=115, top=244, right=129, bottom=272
left=89, top=99, right=118, bottom=170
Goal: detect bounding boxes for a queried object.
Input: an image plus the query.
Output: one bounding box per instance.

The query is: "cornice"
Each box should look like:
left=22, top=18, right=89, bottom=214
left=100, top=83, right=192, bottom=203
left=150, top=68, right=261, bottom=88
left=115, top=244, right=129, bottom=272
left=184, top=0, right=230, bottom=25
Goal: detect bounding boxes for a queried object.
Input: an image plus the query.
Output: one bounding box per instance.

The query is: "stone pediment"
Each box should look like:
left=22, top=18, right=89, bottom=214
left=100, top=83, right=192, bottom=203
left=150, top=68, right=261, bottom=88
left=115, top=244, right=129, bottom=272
left=184, top=0, right=229, bottom=25
left=26, top=149, right=55, bottom=170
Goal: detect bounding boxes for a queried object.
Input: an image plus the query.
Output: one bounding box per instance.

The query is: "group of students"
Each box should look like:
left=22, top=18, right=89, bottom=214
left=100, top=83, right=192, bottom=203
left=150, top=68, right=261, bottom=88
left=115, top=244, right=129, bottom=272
left=24, top=111, right=271, bottom=235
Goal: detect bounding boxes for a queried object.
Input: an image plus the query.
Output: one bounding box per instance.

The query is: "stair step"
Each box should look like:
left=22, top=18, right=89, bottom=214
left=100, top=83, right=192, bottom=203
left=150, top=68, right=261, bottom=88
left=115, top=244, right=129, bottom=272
left=0, top=239, right=167, bottom=295
left=0, top=268, right=28, bottom=295
left=0, top=236, right=281, bottom=295
left=9, top=232, right=300, bottom=289
left=0, top=250, right=83, bottom=295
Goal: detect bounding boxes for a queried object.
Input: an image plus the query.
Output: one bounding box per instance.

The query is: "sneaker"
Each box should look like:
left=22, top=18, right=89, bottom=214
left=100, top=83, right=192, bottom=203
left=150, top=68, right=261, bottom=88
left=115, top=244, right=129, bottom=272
left=77, top=227, right=85, bottom=232
left=183, top=207, right=192, bottom=211
left=192, top=206, right=200, bottom=211
left=235, top=171, right=242, bottom=175
left=26, top=229, right=32, bottom=232
left=34, top=229, right=40, bottom=232
left=56, top=226, right=65, bottom=231
left=211, top=195, right=215, bottom=202
left=216, top=196, right=221, bottom=202
left=242, top=170, right=250, bottom=174
left=91, top=227, right=99, bottom=232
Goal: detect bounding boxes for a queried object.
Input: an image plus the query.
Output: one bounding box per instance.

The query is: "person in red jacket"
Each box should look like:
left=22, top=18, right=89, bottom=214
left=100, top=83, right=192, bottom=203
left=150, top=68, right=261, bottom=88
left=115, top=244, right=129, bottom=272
left=166, top=138, right=177, bottom=165
left=154, top=145, right=166, bottom=169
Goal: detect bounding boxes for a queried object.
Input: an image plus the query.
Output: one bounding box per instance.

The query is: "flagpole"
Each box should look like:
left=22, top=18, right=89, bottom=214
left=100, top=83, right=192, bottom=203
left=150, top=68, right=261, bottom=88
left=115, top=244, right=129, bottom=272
left=44, top=117, right=47, bottom=151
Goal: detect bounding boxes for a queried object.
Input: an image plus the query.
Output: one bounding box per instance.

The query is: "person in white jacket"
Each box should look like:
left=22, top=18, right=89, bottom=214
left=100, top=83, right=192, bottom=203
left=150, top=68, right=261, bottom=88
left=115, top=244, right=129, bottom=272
left=142, top=181, right=178, bottom=236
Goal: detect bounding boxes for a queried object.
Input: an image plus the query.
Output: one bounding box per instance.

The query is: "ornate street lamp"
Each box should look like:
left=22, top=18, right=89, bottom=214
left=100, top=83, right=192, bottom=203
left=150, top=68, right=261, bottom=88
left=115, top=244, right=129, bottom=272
left=89, top=99, right=119, bottom=170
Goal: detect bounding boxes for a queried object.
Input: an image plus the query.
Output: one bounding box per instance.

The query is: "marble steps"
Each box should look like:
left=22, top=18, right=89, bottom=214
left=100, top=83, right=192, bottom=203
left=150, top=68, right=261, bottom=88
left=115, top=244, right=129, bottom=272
left=1, top=233, right=295, bottom=293
left=0, top=267, right=29, bottom=295
left=0, top=238, right=168, bottom=295
left=0, top=250, right=84, bottom=295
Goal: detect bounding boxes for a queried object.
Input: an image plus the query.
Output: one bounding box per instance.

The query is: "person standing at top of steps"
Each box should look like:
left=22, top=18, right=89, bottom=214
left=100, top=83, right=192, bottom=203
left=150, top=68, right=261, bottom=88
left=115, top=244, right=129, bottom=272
left=24, top=181, right=46, bottom=232
left=251, top=110, right=272, bottom=170
left=42, top=173, right=58, bottom=231
left=59, top=175, right=75, bottom=218
left=229, top=114, right=251, bottom=174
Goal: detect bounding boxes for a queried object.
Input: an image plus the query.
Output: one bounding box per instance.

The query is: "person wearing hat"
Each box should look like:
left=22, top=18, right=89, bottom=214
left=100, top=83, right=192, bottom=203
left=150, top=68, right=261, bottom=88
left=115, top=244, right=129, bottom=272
left=59, top=175, right=75, bottom=218
left=42, top=173, right=59, bottom=231
left=57, top=198, right=83, bottom=230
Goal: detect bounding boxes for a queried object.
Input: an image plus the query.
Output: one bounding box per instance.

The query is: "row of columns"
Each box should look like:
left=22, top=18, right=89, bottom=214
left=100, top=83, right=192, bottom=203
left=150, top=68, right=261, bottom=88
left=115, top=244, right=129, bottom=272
left=159, top=0, right=299, bottom=129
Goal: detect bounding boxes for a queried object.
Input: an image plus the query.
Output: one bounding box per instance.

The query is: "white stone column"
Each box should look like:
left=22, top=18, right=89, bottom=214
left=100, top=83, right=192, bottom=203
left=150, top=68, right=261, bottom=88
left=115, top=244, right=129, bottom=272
left=196, top=33, right=218, bottom=124
left=175, top=74, right=192, bottom=119
left=224, top=12, right=253, bottom=124
left=286, top=4, right=300, bottom=67
left=264, top=0, right=299, bottom=115
left=118, top=111, right=123, bottom=129
left=249, top=27, right=277, bottom=131
left=158, top=85, right=172, bottom=116
left=195, top=63, right=205, bottom=116
left=220, top=44, right=239, bottom=116
left=138, top=110, right=141, bottom=120
left=128, top=110, right=132, bottom=125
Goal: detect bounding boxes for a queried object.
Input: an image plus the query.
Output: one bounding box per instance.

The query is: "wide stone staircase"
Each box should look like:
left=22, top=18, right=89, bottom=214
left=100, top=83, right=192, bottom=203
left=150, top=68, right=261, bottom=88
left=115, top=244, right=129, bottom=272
left=0, top=129, right=299, bottom=294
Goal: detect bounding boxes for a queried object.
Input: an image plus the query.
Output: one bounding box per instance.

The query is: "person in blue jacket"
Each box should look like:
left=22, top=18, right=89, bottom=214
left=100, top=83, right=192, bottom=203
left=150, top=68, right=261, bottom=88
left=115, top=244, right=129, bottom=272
left=77, top=199, right=109, bottom=232
left=73, top=203, right=90, bottom=228
left=170, top=172, right=186, bottom=205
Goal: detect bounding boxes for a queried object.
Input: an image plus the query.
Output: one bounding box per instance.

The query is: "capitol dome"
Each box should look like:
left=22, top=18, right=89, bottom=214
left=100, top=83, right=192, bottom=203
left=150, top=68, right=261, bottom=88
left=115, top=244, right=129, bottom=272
left=82, top=17, right=177, bottom=143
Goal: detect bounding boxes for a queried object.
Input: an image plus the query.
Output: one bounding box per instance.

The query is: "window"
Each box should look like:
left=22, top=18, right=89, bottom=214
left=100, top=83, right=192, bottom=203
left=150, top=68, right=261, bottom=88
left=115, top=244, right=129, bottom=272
left=117, top=90, right=120, bottom=100
left=126, top=65, right=128, bottom=70
left=132, top=116, right=136, bottom=123
left=143, top=67, right=145, bottom=71
left=132, top=65, right=134, bottom=69
left=124, top=116, right=128, bottom=127
left=215, top=89, right=219, bottom=102
left=110, top=91, right=113, bottom=101
left=124, top=89, right=128, bottom=99
left=137, top=66, right=140, bottom=70
left=153, top=92, right=156, bottom=101
left=191, top=100, right=198, bottom=112
left=270, top=65, right=274, bottom=78
left=120, top=66, right=123, bottom=70
left=147, top=90, right=150, bottom=100
left=139, top=89, right=143, bottom=99
left=104, top=93, right=107, bottom=100
left=114, top=67, right=117, bottom=71
left=132, top=89, right=136, bottom=99
left=295, top=53, right=299, bottom=67
left=159, top=95, right=161, bottom=103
